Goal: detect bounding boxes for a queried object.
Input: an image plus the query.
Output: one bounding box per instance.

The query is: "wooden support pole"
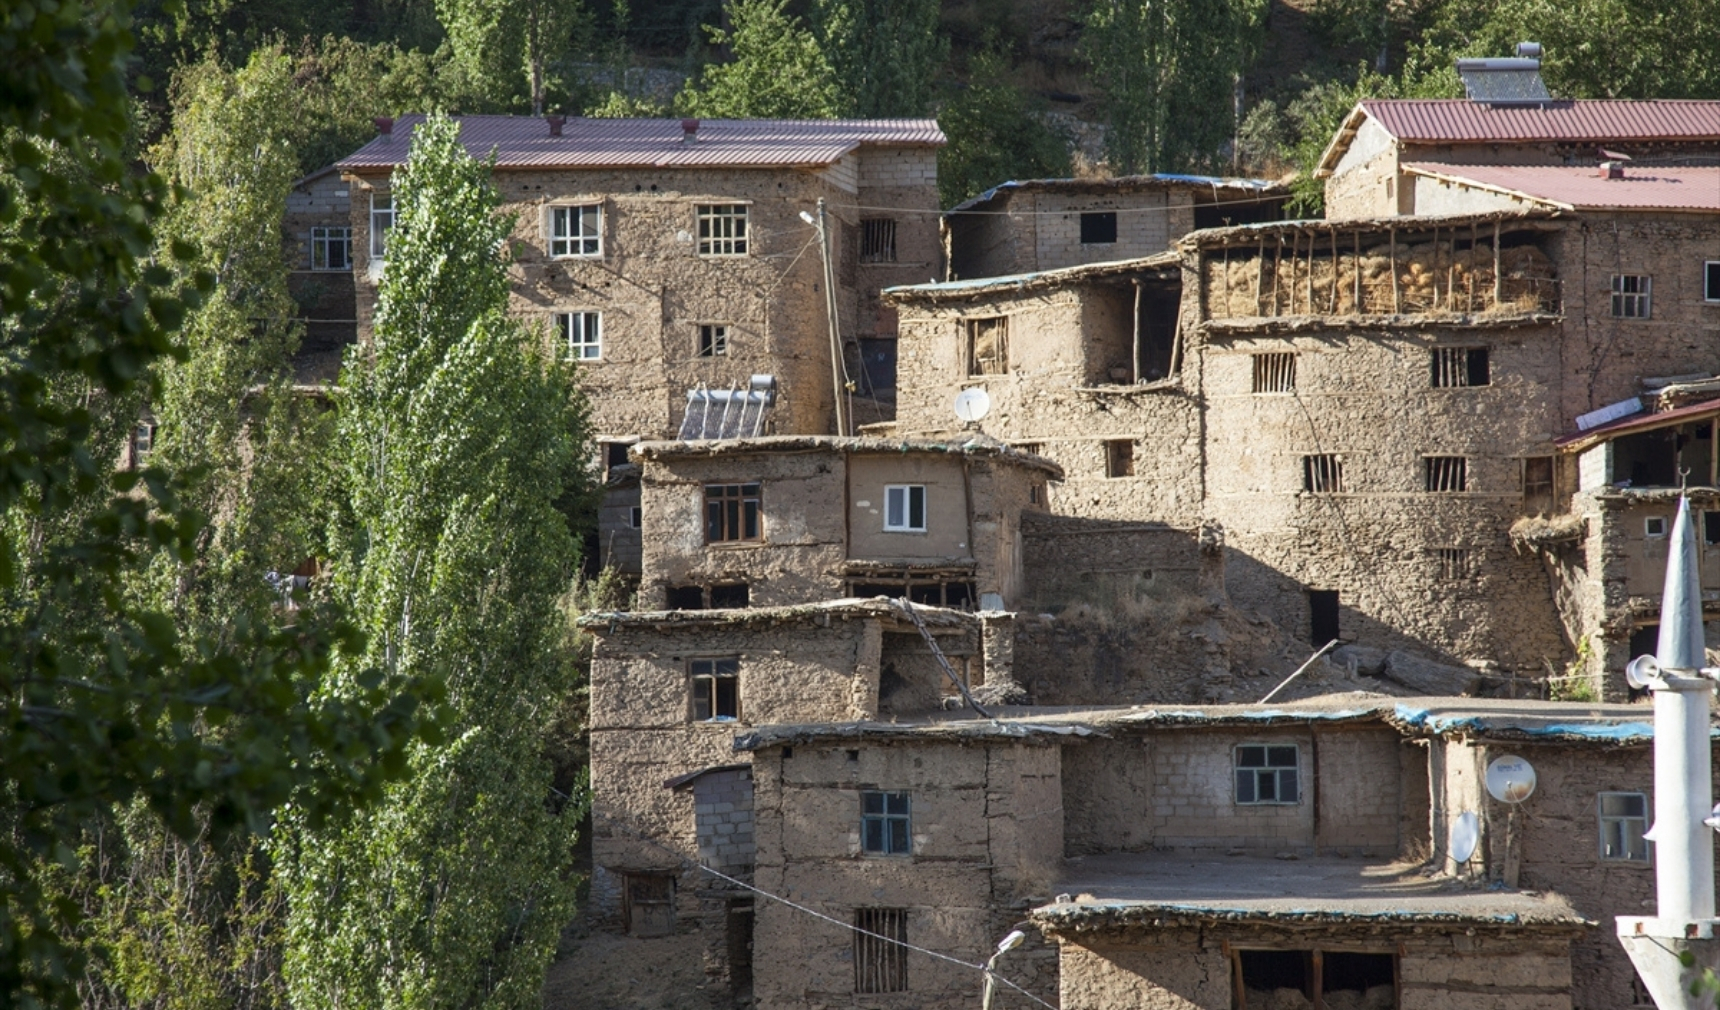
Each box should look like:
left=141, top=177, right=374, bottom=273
left=1255, top=237, right=1266, bottom=315
left=1470, top=221, right=1479, bottom=312
left=1131, top=279, right=1143, bottom=384
left=1492, top=219, right=1503, bottom=309
left=1352, top=230, right=1362, bottom=314
left=1390, top=227, right=1400, bottom=313
left=1328, top=227, right=1339, bottom=313
left=1305, top=230, right=1315, bottom=314
left=1272, top=233, right=1284, bottom=316
left=1221, top=246, right=1230, bottom=312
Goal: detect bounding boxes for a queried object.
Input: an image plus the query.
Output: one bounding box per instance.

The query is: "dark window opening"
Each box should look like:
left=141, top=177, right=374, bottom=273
left=581, top=530, right=602, bottom=580
left=1310, top=590, right=1339, bottom=647
left=604, top=440, right=631, bottom=474
left=908, top=583, right=942, bottom=605
left=1106, top=439, right=1135, bottom=478
left=691, top=658, right=740, bottom=721
left=1705, top=511, right=1720, bottom=545
left=847, top=579, right=974, bottom=609
left=1137, top=284, right=1180, bottom=381
left=699, top=323, right=729, bottom=357
left=668, top=586, right=706, bottom=610
left=621, top=873, right=675, bottom=937
left=629, top=506, right=642, bottom=528
left=1706, top=261, right=1720, bottom=303
left=943, top=581, right=973, bottom=608
left=1253, top=353, right=1296, bottom=394
left=709, top=583, right=750, bottom=608
left=858, top=337, right=897, bottom=392
left=1193, top=196, right=1285, bottom=230
left=706, top=482, right=761, bottom=542
left=1080, top=211, right=1118, bottom=245
left=854, top=908, right=908, bottom=993
left=1424, top=456, right=1468, bottom=492
left=1303, top=454, right=1343, bottom=493
left=1610, top=428, right=1686, bottom=488
left=1236, top=949, right=1395, bottom=1009
left=1238, top=950, right=1313, bottom=1003
left=726, top=899, right=754, bottom=993
left=860, top=218, right=897, bottom=263
left=966, top=317, right=1008, bottom=375
left=1431, top=346, right=1489, bottom=387
left=1523, top=456, right=1555, bottom=510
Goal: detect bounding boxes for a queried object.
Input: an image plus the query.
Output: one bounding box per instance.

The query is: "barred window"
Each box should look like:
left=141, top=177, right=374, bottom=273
left=699, top=324, right=729, bottom=358
left=556, top=311, right=601, bottom=360
left=1611, top=274, right=1651, bottom=319
left=369, top=194, right=393, bottom=259
left=1303, top=454, right=1343, bottom=493
left=1431, top=347, right=1489, bottom=387
left=854, top=908, right=908, bottom=993
left=690, top=658, right=739, bottom=721
left=1434, top=547, right=1471, bottom=579
left=697, top=204, right=749, bottom=256
left=705, top=482, right=761, bottom=542
left=549, top=204, right=601, bottom=257
left=311, top=226, right=351, bottom=271
left=1235, top=745, right=1299, bottom=805
left=860, top=218, right=897, bottom=263
left=1252, top=353, right=1296, bottom=393
left=966, top=317, right=1008, bottom=375
left=1425, top=456, right=1468, bottom=492
left=861, top=791, right=911, bottom=855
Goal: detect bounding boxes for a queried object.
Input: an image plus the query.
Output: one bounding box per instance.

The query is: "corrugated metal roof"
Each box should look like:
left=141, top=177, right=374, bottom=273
left=1404, top=161, right=1720, bottom=212
left=1556, top=395, right=1720, bottom=452
left=337, top=114, right=944, bottom=171
left=1362, top=98, right=1720, bottom=143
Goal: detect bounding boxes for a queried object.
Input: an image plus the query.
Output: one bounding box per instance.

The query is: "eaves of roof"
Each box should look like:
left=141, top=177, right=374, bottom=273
left=882, top=252, right=1180, bottom=302
left=1556, top=396, right=1720, bottom=454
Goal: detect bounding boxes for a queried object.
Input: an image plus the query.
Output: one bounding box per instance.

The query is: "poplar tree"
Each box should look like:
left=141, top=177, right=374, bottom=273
left=437, top=0, right=589, bottom=113
left=278, top=115, right=594, bottom=1010
left=814, top=0, right=947, bottom=117
left=675, top=0, right=845, bottom=119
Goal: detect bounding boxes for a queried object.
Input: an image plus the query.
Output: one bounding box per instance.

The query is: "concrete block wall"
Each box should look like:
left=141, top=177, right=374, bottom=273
left=692, top=768, right=755, bottom=871
left=1030, top=190, right=1185, bottom=270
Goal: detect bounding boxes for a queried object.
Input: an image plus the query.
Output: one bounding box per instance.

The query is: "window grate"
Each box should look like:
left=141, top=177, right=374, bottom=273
left=1424, top=456, right=1468, bottom=492
left=1431, top=346, right=1489, bottom=387
left=550, top=204, right=602, bottom=257
left=1303, top=454, right=1343, bottom=493
left=690, top=658, right=740, bottom=721
left=1599, top=792, right=1650, bottom=862
left=1434, top=547, right=1471, bottom=579
left=699, top=323, right=729, bottom=357
left=966, top=317, right=1008, bottom=375
left=311, top=226, right=351, bottom=271
left=1235, top=745, right=1299, bottom=804
left=697, top=204, right=749, bottom=256
left=1611, top=274, right=1651, bottom=318
left=861, top=791, right=911, bottom=855
left=860, top=218, right=897, bottom=263
left=1252, top=353, right=1296, bottom=394
left=556, top=311, right=602, bottom=360
left=705, top=483, right=761, bottom=542
left=854, top=908, right=908, bottom=993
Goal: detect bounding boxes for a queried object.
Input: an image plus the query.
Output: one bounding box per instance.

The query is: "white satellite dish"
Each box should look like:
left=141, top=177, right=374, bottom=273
left=1485, top=754, right=1537, bottom=804
left=953, top=386, right=991, bottom=424
left=1449, top=811, right=1480, bottom=864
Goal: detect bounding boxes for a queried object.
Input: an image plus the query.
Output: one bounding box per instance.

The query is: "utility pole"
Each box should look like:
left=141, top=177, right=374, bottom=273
left=807, top=199, right=849, bottom=437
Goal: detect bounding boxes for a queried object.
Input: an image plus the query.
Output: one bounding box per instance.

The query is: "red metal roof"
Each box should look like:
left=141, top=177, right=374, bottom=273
left=1404, top=162, right=1720, bottom=212
left=337, top=114, right=945, bottom=172
left=1360, top=99, right=1720, bottom=144
left=1556, top=396, right=1720, bottom=451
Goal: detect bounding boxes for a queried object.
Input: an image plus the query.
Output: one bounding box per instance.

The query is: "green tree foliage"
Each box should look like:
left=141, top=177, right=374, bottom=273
left=814, top=0, right=948, bottom=117
left=935, top=45, right=1072, bottom=209
left=675, top=0, right=845, bottom=119
left=436, top=0, right=590, bottom=113
left=1081, top=0, right=1267, bottom=175
left=277, top=115, right=595, bottom=1010
left=0, top=2, right=432, bottom=1006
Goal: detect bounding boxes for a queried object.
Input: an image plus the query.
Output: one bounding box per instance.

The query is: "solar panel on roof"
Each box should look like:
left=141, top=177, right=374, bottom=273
left=1454, top=59, right=1552, bottom=105
left=679, top=376, right=776, bottom=440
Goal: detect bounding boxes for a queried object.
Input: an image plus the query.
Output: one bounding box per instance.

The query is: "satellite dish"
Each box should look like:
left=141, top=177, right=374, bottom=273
left=1449, top=811, right=1480, bottom=864
left=1626, top=654, right=1661, bottom=690
left=1485, top=755, right=1537, bottom=804
left=953, top=387, right=991, bottom=424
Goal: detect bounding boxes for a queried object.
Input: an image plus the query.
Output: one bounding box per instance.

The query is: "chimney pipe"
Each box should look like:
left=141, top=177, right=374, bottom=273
left=1599, top=161, right=1625, bottom=180
left=681, top=118, right=700, bottom=145
left=546, top=114, right=566, bottom=137
left=374, top=117, right=394, bottom=141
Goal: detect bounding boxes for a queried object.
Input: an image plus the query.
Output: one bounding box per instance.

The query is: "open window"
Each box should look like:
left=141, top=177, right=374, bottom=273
left=1430, top=346, right=1489, bottom=387
left=1234, top=949, right=1395, bottom=1009
left=1309, top=589, right=1339, bottom=647
left=966, top=317, right=1008, bottom=375
left=1080, top=211, right=1117, bottom=245
left=691, top=658, right=740, bottom=721
left=1424, top=456, right=1468, bottom=492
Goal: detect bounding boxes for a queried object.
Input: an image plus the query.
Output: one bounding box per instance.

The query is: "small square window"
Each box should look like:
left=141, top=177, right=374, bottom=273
left=860, top=218, right=897, bottom=263
left=705, top=482, right=761, bottom=542
left=691, top=658, right=740, bottom=721
left=699, top=324, right=729, bottom=358
left=861, top=791, right=911, bottom=855
left=311, top=226, right=351, bottom=271
left=1105, top=439, right=1135, bottom=478
left=697, top=204, right=749, bottom=256
left=1599, top=791, right=1650, bottom=862
left=1431, top=346, right=1489, bottom=387
left=1235, top=744, right=1299, bottom=805
left=1704, top=510, right=1720, bottom=545
left=1706, top=261, right=1720, bottom=303
left=557, top=311, right=601, bottom=360
left=966, top=317, right=1008, bottom=375
left=629, top=506, right=642, bottom=529
left=1303, top=454, right=1343, bottom=493
left=1252, top=353, right=1296, bottom=393
left=1424, top=456, right=1468, bottom=492
left=370, top=194, right=394, bottom=259
left=1645, top=516, right=1669, bottom=539
left=1080, top=211, right=1117, bottom=245
left=884, top=485, right=927, bottom=532
left=1611, top=274, right=1651, bottom=319
left=709, top=583, right=749, bottom=608
left=1434, top=547, right=1471, bottom=579
left=549, top=204, right=602, bottom=257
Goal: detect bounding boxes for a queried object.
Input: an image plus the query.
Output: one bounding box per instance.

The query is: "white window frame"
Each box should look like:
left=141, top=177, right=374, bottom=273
left=696, top=203, right=749, bottom=257
left=556, top=311, right=602, bottom=361
left=1598, top=791, right=1651, bottom=863
left=1611, top=274, right=1651, bottom=319
left=1234, top=743, right=1300, bottom=805
left=548, top=204, right=602, bottom=258
left=370, top=194, right=394, bottom=259
left=883, top=485, right=927, bottom=533
left=1646, top=516, right=1669, bottom=539
left=310, top=226, right=351, bottom=271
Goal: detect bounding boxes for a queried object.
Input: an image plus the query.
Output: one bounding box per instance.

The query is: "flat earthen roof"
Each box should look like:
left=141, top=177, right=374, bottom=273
left=630, top=435, right=1064, bottom=478
left=1031, top=854, right=1592, bottom=932
left=1405, top=162, right=1720, bottom=213
left=946, top=174, right=1288, bottom=215
left=882, top=251, right=1180, bottom=302
left=337, top=114, right=944, bottom=172
left=578, top=596, right=988, bottom=633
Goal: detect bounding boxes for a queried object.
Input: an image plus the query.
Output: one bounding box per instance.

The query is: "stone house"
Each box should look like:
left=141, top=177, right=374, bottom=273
left=282, top=165, right=358, bottom=383
left=332, top=114, right=945, bottom=443
left=944, top=175, right=1288, bottom=281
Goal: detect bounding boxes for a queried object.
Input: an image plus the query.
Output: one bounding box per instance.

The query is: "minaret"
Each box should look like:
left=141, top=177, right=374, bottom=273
left=1618, top=496, right=1720, bottom=1008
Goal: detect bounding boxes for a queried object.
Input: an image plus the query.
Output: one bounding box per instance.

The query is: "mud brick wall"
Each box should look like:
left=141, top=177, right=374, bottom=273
left=1060, top=726, right=1403, bottom=856
left=283, top=172, right=357, bottom=376
left=749, top=739, right=1063, bottom=1010
left=945, top=185, right=1198, bottom=280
